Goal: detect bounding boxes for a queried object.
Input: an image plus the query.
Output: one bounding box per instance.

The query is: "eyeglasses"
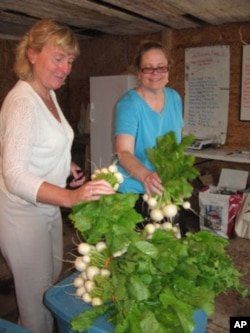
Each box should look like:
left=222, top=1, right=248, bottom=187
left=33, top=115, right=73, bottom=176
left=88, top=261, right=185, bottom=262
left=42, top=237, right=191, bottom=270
left=140, top=66, right=170, bottom=74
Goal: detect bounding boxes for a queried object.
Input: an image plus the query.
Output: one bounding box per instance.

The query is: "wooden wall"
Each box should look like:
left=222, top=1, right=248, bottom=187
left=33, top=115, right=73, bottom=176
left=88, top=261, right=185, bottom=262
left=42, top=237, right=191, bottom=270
left=167, top=22, right=250, bottom=151
left=66, top=32, right=162, bottom=129
left=0, top=21, right=250, bottom=151
left=0, top=40, right=16, bottom=106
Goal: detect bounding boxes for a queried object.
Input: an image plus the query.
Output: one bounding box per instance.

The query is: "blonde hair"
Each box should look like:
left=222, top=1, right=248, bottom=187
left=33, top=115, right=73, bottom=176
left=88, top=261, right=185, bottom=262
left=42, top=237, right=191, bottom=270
left=14, top=18, right=80, bottom=80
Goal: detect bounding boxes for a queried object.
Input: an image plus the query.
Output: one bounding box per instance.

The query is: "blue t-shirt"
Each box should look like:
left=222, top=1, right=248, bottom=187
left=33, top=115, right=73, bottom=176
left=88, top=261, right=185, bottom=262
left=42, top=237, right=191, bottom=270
left=114, top=87, right=184, bottom=194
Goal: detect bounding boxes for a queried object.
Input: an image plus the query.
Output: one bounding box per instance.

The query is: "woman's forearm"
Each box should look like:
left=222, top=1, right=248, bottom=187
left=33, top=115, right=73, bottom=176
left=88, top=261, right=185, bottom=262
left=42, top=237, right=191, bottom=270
left=117, top=151, right=151, bottom=183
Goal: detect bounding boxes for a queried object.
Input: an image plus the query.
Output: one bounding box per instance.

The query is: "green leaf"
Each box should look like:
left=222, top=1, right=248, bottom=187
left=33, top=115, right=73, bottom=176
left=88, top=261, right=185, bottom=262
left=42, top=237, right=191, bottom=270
left=133, top=241, right=159, bottom=258
left=145, top=132, right=199, bottom=205
left=70, top=305, right=109, bottom=332
left=127, top=275, right=150, bottom=301
left=69, top=132, right=247, bottom=333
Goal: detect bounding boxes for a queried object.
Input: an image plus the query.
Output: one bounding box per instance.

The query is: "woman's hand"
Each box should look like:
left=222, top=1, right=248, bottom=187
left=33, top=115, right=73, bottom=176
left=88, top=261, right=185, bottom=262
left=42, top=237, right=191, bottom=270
left=71, top=179, right=116, bottom=204
left=68, top=162, right=85, bottom=188
left=143, top=171, right=164, bottom=197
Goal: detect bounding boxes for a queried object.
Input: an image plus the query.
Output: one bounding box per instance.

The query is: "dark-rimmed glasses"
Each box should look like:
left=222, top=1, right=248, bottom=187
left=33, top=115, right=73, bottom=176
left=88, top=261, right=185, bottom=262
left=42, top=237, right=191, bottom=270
left=140, top=66, right=170, bottom=74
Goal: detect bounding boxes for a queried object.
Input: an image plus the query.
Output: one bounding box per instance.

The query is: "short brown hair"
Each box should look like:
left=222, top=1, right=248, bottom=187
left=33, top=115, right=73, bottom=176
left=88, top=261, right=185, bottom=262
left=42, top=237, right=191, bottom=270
left=134, top=41, right=169, bottom=70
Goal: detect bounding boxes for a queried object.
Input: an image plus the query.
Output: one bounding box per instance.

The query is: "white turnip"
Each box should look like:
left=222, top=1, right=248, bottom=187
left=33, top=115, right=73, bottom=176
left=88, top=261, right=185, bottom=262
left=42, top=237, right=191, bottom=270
left=74, top=257, right=87, bottom=272
left=86, top=266, right=100, bottom=280
left=150, top=208, right=164, bottom=221
left=92, top=297, right=103, bottom=306
left=162, top=204, right=178, bottom=218
left=145, top=223, right=156, bottom=234
left=76, top=286, right=86, bottom=297
left=84, top=280, right=96, bottom=293
left=147, top=197, right=157, bottom=208
left=182, top=201, right=191, bottom=210
left=108, top=164, right=118, bottom=173
left=73, top=275, right=84, bottom=288
left=82, top=292, right=92, bottom=303
left=78, top=242, right=91, bottom=255
left=95, top=241, right=107, bottom=252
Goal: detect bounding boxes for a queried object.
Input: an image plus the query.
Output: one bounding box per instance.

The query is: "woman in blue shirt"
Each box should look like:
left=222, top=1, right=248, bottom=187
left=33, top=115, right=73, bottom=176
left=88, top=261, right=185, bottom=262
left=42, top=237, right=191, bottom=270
left=114, top=41, right=184, bottom=197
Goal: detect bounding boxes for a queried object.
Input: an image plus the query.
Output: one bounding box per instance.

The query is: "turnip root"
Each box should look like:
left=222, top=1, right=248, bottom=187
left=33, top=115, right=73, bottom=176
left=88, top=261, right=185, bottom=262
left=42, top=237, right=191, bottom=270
left=76, top=286, right=86, bottom=297
left=73, top=275, right=84, bottom=288
left=161, top=222, right=172, bottom=230
left=100, top=268, right=111, bottom=278
left=82, top=254, right=91, bottom=264
left=144, top=223, right=156, bottom=234
left=74, top=257, right=87, bottom=272
left=82, top=292, right=92, bottom=303
left=78, top=242, right=91, bottom=255
left=84, top=280, right=96, bottom=293
left=92, top=297, right=103, bottom=306
left=147, top=197, right=157, bottom=209
left=108, top=164, right=118, bottom=173
left=150, top=208, right=164, bottom=221
left=95, top=241, right=107, bottom=252
left=86, top=266, right=100, bottom=280
left=182, top=201, right=191, bottom=210
left=114, top=171, right=124, bottom=184
left=162, top=204, right=178, bottom=218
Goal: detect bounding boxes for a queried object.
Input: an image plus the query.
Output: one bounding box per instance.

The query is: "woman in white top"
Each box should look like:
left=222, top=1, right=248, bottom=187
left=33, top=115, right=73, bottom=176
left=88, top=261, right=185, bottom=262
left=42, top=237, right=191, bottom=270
left=0, top=18, right=114, bottom=333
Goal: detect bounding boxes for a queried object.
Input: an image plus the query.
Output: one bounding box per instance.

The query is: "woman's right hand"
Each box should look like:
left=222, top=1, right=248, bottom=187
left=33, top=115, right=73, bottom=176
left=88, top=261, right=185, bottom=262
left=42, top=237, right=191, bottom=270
left=71, top=179, right=115, bottom=204
left=143, top=171, right=164, bottom=197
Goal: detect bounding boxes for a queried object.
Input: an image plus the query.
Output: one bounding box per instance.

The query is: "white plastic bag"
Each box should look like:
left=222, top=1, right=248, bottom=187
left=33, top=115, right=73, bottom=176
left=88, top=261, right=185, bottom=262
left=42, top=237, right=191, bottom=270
left=199, top=187, right=243, bottom=238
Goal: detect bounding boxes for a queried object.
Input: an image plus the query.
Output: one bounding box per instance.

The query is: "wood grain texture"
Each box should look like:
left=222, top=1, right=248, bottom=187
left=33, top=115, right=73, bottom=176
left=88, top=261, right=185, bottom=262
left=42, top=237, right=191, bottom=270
left=0, top=0, right=250, bottom=39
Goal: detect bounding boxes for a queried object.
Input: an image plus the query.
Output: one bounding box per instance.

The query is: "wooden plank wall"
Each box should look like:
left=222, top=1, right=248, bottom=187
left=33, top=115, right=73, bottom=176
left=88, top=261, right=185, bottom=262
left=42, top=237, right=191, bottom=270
left=0, top=22, right=249, bottom=152
left=0, top=40, right=16, bottom=105
left=167, top=22, right=250, bottom=151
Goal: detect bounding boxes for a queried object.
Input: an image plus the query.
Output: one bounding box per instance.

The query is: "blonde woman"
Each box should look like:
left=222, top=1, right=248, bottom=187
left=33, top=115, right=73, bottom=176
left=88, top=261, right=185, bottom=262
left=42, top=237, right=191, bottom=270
left=0, top=19, right=114, bottom=333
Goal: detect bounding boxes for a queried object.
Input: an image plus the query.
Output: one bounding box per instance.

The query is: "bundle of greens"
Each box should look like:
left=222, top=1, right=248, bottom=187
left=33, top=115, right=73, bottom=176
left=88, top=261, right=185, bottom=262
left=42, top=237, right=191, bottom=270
left=69, top=132, right=247, bottom=333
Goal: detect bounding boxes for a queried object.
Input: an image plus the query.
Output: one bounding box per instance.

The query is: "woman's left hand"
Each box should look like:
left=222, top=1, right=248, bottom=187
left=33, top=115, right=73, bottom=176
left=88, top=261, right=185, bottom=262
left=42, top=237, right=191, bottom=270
left=68, top=162, right=85, bottom=188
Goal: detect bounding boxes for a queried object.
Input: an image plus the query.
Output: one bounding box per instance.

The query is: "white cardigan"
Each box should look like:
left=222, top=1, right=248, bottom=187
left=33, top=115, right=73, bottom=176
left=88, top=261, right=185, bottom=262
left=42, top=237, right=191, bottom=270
left=0, top=80, right=74, bottom=205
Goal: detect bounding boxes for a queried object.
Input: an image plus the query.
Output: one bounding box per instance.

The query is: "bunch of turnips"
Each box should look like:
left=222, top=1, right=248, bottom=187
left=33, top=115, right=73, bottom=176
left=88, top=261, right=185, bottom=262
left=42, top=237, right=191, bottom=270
left=68, top=132, right=247, bottom=333
left=91, top=164, right=124, bottom=191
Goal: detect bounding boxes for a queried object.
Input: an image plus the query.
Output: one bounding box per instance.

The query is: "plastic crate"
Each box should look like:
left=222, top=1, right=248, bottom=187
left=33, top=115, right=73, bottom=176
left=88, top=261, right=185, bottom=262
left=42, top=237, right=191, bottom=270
left=45, top=272, right=113, bottom=333
left=0, top=319, right=32, bottom=333
left=45, top=272, right=208, bottom=333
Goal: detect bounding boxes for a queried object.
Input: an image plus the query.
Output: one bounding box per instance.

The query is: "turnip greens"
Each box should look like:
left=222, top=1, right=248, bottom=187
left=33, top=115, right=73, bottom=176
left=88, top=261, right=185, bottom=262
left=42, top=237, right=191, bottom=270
left=69, top=132, right=247, bottom=333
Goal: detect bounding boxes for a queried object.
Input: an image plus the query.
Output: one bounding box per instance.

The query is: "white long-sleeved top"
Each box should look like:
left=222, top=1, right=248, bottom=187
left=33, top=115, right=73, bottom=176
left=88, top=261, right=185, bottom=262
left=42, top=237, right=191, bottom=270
left=0, top=80, right=74, bottom=205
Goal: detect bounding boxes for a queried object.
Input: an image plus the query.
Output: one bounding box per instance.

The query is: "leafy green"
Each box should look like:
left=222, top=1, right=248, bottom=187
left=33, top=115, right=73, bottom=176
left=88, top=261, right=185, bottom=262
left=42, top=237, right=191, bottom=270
left=71, top=230, right=247, bottom=333
left=69, top=132, right=248, bottom=333
left=146, top=132, right=199, bottom=205
left=69, top=192, right=142, bottom=255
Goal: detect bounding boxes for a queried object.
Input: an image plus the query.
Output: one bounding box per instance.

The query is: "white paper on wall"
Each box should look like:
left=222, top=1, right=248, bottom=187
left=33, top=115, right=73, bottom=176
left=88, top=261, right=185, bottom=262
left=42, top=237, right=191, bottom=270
left=183, top=45, right=230, bottom=144
left=240, top=44, right=250, bottom=121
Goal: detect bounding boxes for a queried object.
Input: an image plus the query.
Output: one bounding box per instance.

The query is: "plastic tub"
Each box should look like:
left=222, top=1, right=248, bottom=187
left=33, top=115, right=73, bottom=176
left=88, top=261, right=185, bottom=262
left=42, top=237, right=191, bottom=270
left=0, top=319, right=32, bottom=333
left=45, top=272, right=208, bottom=333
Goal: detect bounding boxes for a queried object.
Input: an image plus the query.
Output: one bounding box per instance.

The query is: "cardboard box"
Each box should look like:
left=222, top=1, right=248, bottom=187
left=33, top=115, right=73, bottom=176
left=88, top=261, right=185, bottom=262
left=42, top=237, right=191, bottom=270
left=199, top=168, right=249, bottom=238
left=45, top=273, right=208, bottom=333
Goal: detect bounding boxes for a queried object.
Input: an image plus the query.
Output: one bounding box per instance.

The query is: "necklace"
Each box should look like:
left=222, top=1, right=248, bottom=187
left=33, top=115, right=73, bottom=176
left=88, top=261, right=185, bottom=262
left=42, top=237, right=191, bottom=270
left=28, top=81, right=61, bottom=121
left=42, top=96, right=61, bottom=122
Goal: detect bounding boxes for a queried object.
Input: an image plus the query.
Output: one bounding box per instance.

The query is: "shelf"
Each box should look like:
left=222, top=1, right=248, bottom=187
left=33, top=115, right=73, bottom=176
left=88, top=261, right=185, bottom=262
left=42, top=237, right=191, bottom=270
left=184, top=148, right=250, bottom=164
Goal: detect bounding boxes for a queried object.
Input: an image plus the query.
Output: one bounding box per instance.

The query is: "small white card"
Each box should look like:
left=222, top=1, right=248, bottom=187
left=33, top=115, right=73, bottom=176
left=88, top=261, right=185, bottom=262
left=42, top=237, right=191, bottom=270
left=218, top=168, right=249, bottom=191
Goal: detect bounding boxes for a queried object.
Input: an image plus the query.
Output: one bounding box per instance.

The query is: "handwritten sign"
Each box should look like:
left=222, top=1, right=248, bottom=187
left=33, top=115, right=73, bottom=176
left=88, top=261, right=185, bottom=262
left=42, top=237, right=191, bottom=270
left=240, top=45, right=250, bottom=121
left=183, top=45, right=230, bottom=144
